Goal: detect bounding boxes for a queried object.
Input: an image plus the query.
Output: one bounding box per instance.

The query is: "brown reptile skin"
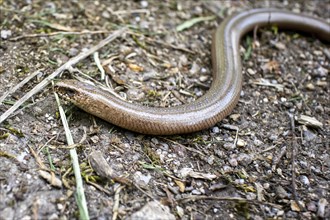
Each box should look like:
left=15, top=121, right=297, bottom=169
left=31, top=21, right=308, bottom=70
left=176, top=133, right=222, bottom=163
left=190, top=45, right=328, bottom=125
left=55, top=8, right=330, bottom=135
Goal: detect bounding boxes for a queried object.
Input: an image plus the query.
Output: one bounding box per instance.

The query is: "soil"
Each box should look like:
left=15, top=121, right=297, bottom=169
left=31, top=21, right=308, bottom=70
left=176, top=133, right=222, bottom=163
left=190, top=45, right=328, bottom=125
left=0, top=0, right=329, bottom=219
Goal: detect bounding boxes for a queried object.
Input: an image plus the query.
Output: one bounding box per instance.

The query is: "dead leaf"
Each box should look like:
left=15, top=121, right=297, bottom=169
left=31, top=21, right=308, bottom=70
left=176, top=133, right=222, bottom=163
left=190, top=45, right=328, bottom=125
left=127, top=63, right=144, bottom=72
left=174, top=179, right=185, bottom=192
left=261, top=60, right=279, bottom=73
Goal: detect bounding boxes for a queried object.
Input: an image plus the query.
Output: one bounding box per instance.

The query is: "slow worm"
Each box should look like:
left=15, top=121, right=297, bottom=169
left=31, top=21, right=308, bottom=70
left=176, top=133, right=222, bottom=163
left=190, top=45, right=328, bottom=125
left=55, top=8, right=330, bottom=135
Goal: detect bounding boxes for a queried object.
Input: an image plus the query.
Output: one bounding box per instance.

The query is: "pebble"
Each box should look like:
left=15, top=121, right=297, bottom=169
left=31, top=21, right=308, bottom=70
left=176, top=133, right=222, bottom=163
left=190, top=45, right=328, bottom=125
left=253, top=139, right=263, bottom=147
left=299, top=175, right=310, bottom=185
left=189, top=62, right=200, bottom=75
left=128, top=201, right=175, bottom=220
left=90, top=135, right=99, bottom=143
left=222, top=165, right=232, bottom=173
left=101, top=11, right=110, bottom=19
left=275, top=185, right=289, bottom=199
left=317, top=198, right=328, bottom=218
left=223, top=142, right=235, bottom=150
left=33, top=106, right=43, bottom=116
left=140, top=0, right=148, bottom=8
left=247, top=68, right=256, bottom=75
left=315, top=105, right=324, bottom=113
left=305, top=83, right=315, bottom=90
left=176, top=206, right=184, bottom=218
left=274, top=42, right=286, bottom=50
left=179, top=54, right=188, bottom=66
left=1, top=30, right=12, bottom=39
left=303, top=129, right=317, bottom=141
left=236, top=139, right=246, bottom=147
left=68, top=48, right=79, bottom=57
left=246, top=192, right=257, bottom=200
left=211, top=126, right=220, bottom=133
left=133, top=171, right=152, bottom=187
left=237, top=153, right=253, bottom=166
left=234, top=179, right=245, bottom=184
left=314, top=66, right=328, bottom=77
left=199, top=75, right=208, bottom=82
left=207, top=155, right=214, bottom=165
left=192, top=189, right=202, bottom=195
left=306, top=201, right=317, bottom=212
left=228, top=158, right=238, bottom=167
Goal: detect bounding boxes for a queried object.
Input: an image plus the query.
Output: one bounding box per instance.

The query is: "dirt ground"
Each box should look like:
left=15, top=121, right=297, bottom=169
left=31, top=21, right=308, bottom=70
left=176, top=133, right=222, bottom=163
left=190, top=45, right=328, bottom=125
left=0, top=0, right=329, bottom=219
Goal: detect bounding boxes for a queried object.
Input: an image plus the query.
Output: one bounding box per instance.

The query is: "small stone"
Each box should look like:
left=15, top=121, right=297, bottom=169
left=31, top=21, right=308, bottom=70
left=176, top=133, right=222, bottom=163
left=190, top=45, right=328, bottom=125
left=176, top=206, right=184, bottom=218
left=140, top=0, right=148, bottom=8
left=299, top=175, right=310, bottom=185
left=128, top=201, right=175, bottom=220
left=229, top=113, right=240, bottom=121
left=68, top=48, right=79, bottom=56
left=189, top=62, right=200, bottom=75
left=246, top=192, right=257, bottom=200
left=305, top=83, right=315, bottom=90
left=1, top=30, right=12, bottom=39
left=223, top=142, right=235, bottom=150
left=101, top=11, right=110, bottom=19
left=192, top=189, right=202, bottom=195
left=207, top=155, right=214, bottom=165
left=269, top=134, right=278, bottom=141
left=313, top=50, right=323, bottom=56
left=222, top=165, right=232, bottom=172
left=274, top=42, right=286, bottom=50
left=247, top=68, right=256, bottom=75
left=199, top=75, right=208, bottom=82
left=306, top=201, right=317, bottom=212
left=133, top=171, right=152, bottom=187
left=228, top=158, right=238, bottom=167
left=211, top=126, right=220, bottom=133
left=314, top=66, right=328, bottom=77
left=237, top=153, right=253, bottom=166
left=276, top=185, right=289, bottom=199
left=234, top=179, right=245, bottom=184
left=236, top=139, right=246, bottom=147
left=33, top=106, right=43, bottom=116
left=151, top=138, right=159, bottom=144
left=290, top=200, right=302, bottom=212
left=317, top=198, right=328, bottom=218
left=90, top=135, right=99, bottom=143
left=315, top=105, right=324, bottom=113
left=303, top=128, right=317, bottom=141
left=253, top=139, right=263, bottom=146
left=179, top=55, right=188, bottom=66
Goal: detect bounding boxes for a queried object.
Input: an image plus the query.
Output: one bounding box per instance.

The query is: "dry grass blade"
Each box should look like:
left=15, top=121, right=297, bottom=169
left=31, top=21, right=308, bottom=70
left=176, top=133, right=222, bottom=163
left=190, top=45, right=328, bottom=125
left=0, top=27, right=127, bottom=125
left=0, top=69, right=43, bottom=104
left=54, top=91, right=89, bottom=220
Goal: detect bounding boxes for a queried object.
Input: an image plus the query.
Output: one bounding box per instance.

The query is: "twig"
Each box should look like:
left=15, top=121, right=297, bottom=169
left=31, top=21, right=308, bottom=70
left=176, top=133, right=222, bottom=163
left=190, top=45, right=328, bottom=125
left=112, top=185, right=126, bottom=220
left=9, top=30, right=110, bottom=41
left=287, top=112, right=304, bottom=211
left=177, top=195, right=282, bottom=209
left=127, top=31, right=196, bottom=54
left=55, top=91, right=89, bottom=220
left=271, top=146, right=287, bottom=171
left=93, top=52, right=105, bottom=80
left=0, top=27, right=127, bottom=125
left=0, top=69, right=43, bottom=104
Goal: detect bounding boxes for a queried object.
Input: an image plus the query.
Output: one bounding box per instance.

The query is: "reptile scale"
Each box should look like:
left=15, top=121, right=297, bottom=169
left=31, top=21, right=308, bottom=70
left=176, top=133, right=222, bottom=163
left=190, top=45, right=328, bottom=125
left=55, top=8, right=330, bottom=135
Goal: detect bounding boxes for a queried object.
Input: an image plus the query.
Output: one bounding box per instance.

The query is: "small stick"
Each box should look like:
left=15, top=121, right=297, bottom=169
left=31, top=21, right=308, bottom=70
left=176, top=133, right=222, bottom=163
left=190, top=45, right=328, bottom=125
left=287, top=112, right=304, bottom=211
left=0, top=27, right=127, bottom=125
left=0, top=69, right=43, bottom=104
left=177, top=195, right=282, bottom=209
left=112, top=185, right=125, bottom=220
left=93, top=52, right=105, bottom=80
left=9, top=30, right=110, bottom=41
